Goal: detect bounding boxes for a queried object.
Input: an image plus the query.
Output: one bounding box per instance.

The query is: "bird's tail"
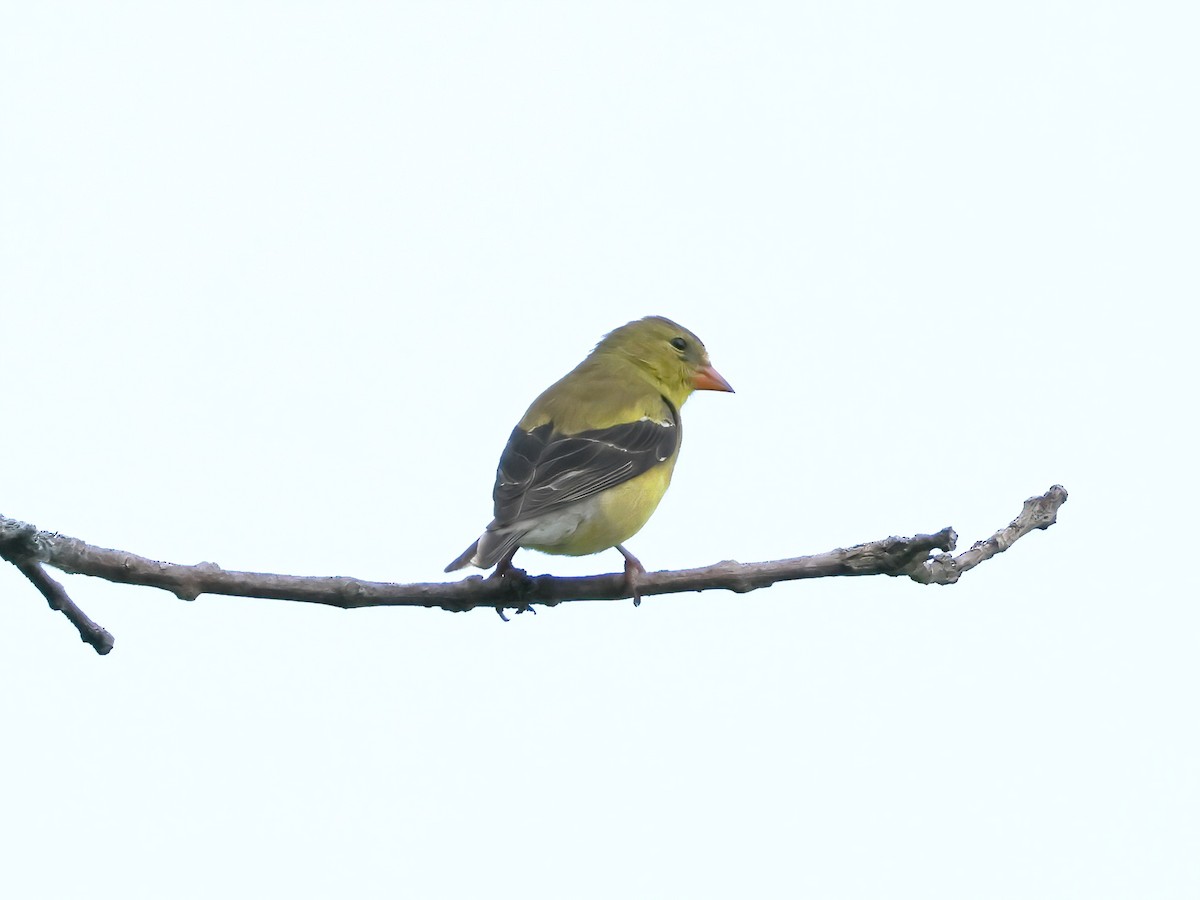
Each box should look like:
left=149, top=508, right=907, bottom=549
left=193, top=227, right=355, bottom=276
left=444, top=526, right=527, bottom=573
left=444, top=539, right=480, bottom=573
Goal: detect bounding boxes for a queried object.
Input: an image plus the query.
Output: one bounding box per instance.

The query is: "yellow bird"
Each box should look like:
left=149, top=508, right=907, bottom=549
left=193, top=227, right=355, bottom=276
left=445, top=315, right=733, bottom=603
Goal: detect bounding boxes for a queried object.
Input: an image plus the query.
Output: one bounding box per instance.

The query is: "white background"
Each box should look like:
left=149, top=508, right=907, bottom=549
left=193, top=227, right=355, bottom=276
left=2, top=2, right=1196, bottom=898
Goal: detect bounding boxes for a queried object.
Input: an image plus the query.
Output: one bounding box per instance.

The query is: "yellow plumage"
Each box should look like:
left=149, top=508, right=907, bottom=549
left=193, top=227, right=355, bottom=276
left=527, top=462, right=678, bottom=557
left=445, top=316, right=733, bottom=597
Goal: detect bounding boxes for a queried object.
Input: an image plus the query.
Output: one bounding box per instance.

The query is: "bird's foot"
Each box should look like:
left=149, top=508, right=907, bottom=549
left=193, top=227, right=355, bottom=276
left=494, top=602, right=537, bottom=621
left=490, top=555, right=535, bottom=621
left=616, top=544, right=647, bottom=608
left=489, top=554, right=525, bottom=581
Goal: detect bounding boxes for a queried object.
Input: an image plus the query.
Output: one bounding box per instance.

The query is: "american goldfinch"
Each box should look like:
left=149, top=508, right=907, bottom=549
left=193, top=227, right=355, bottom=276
left=445, top=315, right=733, bottom=603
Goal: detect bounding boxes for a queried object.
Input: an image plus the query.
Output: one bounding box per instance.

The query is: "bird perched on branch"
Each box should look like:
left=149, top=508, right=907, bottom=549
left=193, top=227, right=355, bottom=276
left=445, top=315, right=733, bottom=605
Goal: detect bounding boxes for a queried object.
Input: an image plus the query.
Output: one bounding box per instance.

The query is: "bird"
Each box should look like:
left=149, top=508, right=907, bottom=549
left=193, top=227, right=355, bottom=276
left=445, top=315, right=733, bottom=606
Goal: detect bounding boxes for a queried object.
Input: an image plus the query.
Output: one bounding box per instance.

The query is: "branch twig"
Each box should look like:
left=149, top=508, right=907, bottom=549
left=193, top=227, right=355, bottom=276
left=15, top=560, right=115, bottom=654
left=0, top=518, right=115, bottom=654
left=1, top=486, right=1067, bottom=651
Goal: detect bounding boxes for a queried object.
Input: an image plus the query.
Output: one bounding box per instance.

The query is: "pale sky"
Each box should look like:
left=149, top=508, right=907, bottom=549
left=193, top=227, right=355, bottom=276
left=2, top=2, right=1197, bottom=898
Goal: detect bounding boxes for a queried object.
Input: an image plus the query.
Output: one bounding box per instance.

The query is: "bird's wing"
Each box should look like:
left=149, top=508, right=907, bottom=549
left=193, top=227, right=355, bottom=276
left=492, top=399, right=680, bottom=526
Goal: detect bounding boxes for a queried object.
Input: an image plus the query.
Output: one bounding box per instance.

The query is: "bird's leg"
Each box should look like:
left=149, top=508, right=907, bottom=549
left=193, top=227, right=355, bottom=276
left=616, top=544, right=647, bottom=607
left=491, top=548, right=519, bottom=580
left=490, top=548, right=534, bottom=620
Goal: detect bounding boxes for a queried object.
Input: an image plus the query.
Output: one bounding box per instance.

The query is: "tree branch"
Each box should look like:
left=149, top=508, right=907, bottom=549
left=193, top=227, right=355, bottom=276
left=0, top=519, right=115, bottom=654
left=1, top=485, right=1066, bottom=649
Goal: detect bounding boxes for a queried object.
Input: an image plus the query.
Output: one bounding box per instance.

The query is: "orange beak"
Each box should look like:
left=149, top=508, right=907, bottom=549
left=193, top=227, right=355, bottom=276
left=692, top=363, right=735, bottom=393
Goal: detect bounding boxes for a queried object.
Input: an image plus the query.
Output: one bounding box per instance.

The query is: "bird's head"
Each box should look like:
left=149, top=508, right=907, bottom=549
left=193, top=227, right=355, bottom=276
left=595, top=316, right=734, bottom=407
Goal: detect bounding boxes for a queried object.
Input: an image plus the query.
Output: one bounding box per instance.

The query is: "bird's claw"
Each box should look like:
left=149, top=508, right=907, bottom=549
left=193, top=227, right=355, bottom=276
left=622, top=557, right=646, bottom=608
left=491, top=561, right=536, bottom=621
left=615, top=545, right=647, bottom=608
left=494, top=601, right=536, bottom=621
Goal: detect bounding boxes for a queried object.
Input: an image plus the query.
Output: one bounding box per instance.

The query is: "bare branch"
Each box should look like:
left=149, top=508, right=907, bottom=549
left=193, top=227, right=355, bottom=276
left=1, top=486, right=1067, bottom=650
left=0, top=517, right=115, bottom=654
left=911, top=484, right=1069, bottom=584
left=15, top=561, right=115, bottom=654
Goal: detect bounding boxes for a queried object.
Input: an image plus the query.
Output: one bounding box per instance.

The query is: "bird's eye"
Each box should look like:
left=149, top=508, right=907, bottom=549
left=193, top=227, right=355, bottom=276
left=670, top=337, right=687, bottom=351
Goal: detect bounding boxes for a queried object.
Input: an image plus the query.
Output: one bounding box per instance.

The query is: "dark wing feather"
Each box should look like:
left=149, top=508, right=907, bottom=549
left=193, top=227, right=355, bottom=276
left=492, top=399, right=680, bottom=527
